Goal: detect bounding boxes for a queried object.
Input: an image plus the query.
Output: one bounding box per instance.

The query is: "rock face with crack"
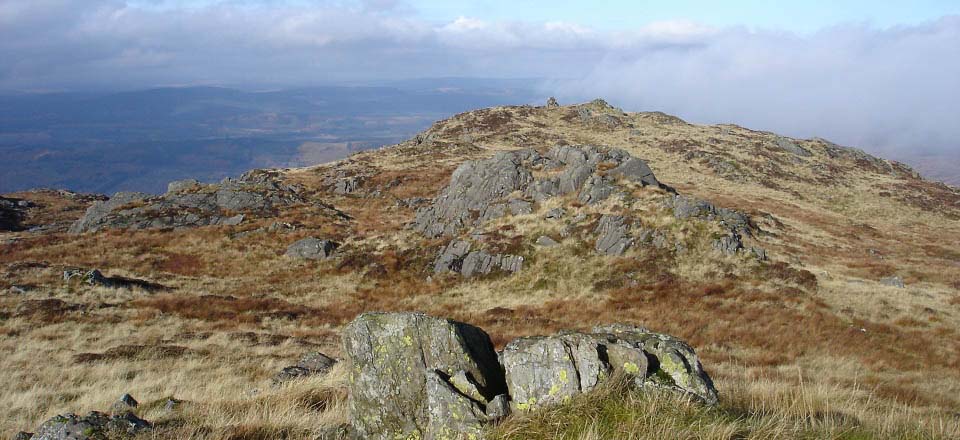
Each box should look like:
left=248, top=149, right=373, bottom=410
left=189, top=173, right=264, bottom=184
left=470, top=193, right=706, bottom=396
left=341, top=312, right=507, bottom=440
left=501, top=325, right=718, bottom=411
left=70, top=170, right=305, bottom=233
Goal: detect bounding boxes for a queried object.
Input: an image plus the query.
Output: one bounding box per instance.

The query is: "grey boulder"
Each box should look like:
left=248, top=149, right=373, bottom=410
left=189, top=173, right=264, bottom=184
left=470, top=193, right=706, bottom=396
left=341, top=312, right=506, bottom=440
left=501, top=325, right=718, bottom=411
left=109, top=394, right=138, bottom=415
left=774, top=137, right=813, bottom=157
left=272, top=351, right=338, bottom=385
left=285, top=238, right=340, bottom=260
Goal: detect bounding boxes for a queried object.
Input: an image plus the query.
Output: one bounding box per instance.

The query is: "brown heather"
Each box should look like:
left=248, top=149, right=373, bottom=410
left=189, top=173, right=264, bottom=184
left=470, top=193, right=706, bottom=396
left=1, top=101, right=958, bottom=439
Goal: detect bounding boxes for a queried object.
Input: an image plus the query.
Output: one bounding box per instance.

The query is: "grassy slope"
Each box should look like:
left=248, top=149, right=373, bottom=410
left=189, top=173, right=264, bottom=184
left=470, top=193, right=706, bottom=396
left=0, top=100, right=958, bottom=439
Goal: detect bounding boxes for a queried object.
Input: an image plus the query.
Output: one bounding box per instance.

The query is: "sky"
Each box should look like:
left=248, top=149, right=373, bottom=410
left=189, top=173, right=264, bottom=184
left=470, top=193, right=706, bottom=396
left=1, top=0, right=959, bottom=156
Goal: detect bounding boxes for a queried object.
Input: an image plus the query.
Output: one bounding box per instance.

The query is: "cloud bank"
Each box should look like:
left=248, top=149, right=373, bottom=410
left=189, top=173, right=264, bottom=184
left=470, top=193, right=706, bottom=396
left=1, top=1, right=958, bottom=155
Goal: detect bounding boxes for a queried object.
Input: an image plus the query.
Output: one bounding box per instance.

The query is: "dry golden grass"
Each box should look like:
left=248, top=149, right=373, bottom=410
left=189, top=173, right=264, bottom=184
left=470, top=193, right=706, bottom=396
left=1, top=101, right=958, bottom=438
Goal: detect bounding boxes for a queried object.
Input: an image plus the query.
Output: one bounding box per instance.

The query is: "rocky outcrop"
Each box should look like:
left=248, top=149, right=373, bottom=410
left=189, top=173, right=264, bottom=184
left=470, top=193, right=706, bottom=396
left=433, top=240, right=523, bottom=277
left=272, top=351, right=338, bottom=385
left=342, top=312, right=717, bottom=439
left=414, top=146, right=665, bottom=239
left=70, top=170, right=305, bottom=233
left=32, top=411, right=150, bottom=440
left=285, top=238, right=340, bottom=260
left=341, top=312, right=506, bottom=440
left=665, top=194, right=761, bottom=257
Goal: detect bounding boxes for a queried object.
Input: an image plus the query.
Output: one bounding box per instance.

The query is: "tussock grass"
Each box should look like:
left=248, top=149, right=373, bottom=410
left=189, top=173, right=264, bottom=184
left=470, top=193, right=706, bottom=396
left=491, top=374, right=960, bottom=440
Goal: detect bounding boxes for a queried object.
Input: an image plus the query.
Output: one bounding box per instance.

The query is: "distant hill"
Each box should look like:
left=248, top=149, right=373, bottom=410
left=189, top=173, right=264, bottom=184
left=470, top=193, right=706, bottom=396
left=0, top=81, right=542, bottom=194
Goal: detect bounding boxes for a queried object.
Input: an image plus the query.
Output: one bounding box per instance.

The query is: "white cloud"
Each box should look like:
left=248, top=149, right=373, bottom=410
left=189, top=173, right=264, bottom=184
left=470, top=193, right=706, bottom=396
left=0, top=1, right=957, bottom=155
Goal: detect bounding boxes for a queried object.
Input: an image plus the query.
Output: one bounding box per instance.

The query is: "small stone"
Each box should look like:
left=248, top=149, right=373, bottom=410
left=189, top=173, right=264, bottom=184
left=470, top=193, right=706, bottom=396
left=272, top=351, right=338, bottom=386
left=219, top=214, right=245, bottom=226
left=14, top=432, right=33, bottom=440
left=544, top=207, right=566, bottom=220
left=164, top=398, right=181, bottom=412
left=166, top=179, right=200, bottom=194
left=285, top=238, right=340, bottom=260
left=8, top=284, right=34, bottom=295
left=110, top=394, right=138, bottom=415
left=535, top=236, right=559, bottom=247
left=485, top=394, right=511, bottom=421
left=546, top=97, right=560, bottom=108
left=880, top=276, right=905, bottom=288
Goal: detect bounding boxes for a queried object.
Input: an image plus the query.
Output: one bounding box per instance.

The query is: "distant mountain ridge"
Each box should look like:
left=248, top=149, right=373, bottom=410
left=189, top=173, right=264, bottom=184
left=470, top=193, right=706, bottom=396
left=0, top=82, right=542, bottom=194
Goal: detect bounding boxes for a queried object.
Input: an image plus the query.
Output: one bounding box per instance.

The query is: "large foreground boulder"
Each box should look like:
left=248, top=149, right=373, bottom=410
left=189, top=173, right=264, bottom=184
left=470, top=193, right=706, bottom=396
left=501, top=325, right=718, bottom=410
left=341, top=312, right=718, bottom=439
left=342, top=312, right=507, bottom=440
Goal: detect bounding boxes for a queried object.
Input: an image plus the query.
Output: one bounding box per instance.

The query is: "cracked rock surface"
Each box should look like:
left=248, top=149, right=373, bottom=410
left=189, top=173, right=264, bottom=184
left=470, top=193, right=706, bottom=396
left=342, top=312, right=717, bottom=439
left=502, top=325, right=717, bottom=412
left=341, top=312, right=506, bottom=440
